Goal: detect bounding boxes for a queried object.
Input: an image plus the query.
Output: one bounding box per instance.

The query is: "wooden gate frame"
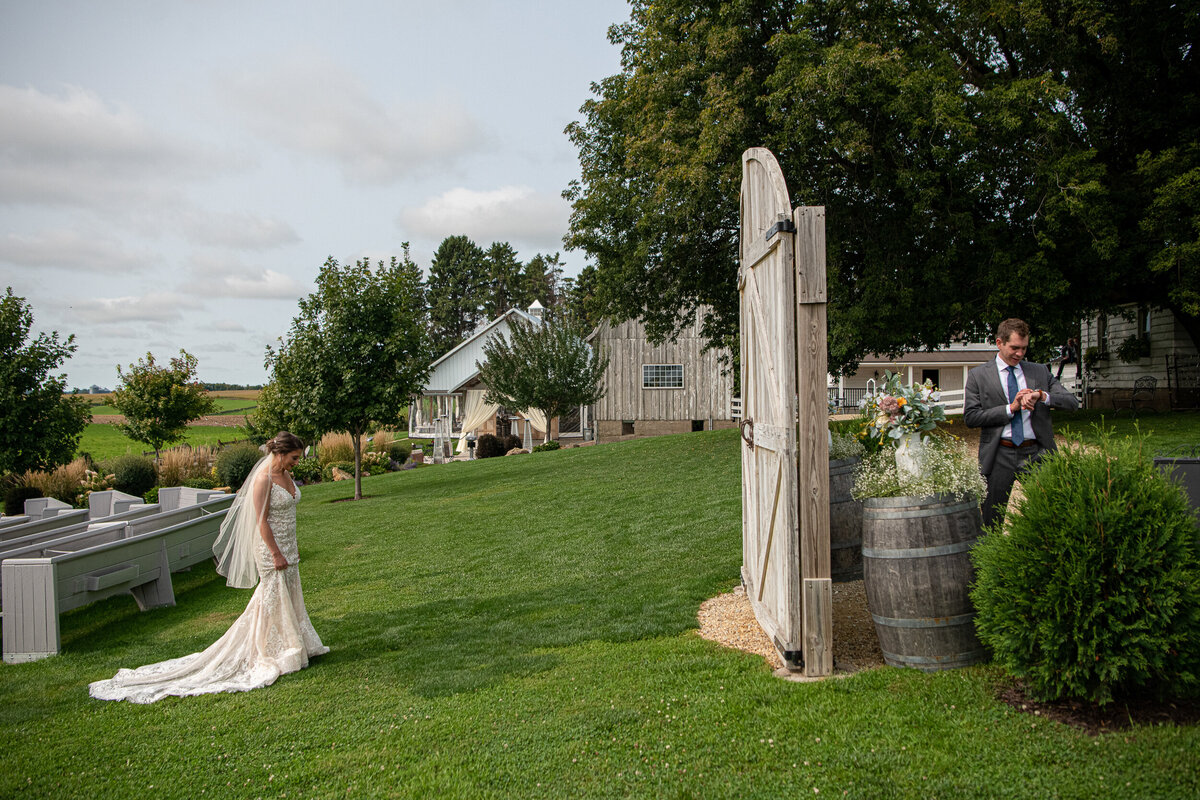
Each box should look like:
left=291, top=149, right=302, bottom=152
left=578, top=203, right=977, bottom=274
left=739, top=148, right=832, bottom=676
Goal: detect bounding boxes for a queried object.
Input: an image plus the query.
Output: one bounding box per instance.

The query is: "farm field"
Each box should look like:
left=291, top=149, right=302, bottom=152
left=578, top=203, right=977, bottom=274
left=87, top=391, right=259, bottom=418
left=3, top=429, right=1195, bottom=799
left=77, top=424, right=247, bottom=461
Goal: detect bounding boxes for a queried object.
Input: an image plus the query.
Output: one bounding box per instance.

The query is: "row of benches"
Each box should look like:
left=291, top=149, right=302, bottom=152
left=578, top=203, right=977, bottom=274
left=1, top=490, right=233, bottom=663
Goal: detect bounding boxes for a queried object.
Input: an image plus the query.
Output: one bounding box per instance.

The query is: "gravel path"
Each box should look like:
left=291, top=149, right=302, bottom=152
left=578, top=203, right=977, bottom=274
left=698, top=580, right=884, bottom=675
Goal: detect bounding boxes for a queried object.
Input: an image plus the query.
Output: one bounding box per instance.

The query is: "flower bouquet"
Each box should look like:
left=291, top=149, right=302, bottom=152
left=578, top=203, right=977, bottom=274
left=856, top=371, right=949, bottom=478
left=856, top=371, right=947, bottom=446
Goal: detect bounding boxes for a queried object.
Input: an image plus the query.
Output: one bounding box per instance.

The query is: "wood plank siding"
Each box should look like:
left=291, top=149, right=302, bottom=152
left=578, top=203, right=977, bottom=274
left=591, top=311, right=735, bottom=442
left=1081, top=305, right=1199, bottom=409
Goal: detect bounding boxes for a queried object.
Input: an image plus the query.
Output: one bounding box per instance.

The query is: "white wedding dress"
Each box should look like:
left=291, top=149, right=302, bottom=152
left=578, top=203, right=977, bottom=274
left=89, top=483, right=328, bottom=704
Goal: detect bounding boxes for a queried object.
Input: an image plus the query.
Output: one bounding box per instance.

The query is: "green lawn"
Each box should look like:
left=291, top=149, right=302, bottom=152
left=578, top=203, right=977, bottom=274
left=1053, top=408, right=1200, bottom=454
left=3, top=429, right=1196, bottom=798
left=77, top=424, right=247, bottom=461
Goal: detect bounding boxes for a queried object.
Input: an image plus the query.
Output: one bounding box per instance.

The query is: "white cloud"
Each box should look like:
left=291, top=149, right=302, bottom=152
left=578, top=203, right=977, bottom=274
left=212, top=319, right=249, bottom=333
left=218, top=53, right=485, bottom=184
left=0, top=228, right=156, bottom=273
left=185, top=255, right=308, bottom=299
left=74, top=293, right=190, bottom=324
left=0, top=84, right=229, bottom=211
left=399, top=186, right=570, bottom=250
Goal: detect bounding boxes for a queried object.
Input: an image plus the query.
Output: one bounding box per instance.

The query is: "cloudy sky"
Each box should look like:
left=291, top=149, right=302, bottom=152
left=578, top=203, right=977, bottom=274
left=0, top=0, right=628, bottom=389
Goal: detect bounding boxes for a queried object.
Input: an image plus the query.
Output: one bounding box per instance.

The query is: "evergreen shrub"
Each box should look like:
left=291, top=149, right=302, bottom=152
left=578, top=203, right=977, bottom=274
left=475, top=433, right=506, bottom=459
left=388, top=441, right=412, bottom=463
left=4, top=486, right=43, bottom=516
left=292, top=456, right=322, bottom=484
left=110, top=454, right=158, bottom=497
left=144, top=487, right=159, bottom=504
left=216, top=443, right=263, bottom=491
left=532, top=440, right=561, bottom=452
left=971, top=431, right=1200, bottom=705
left=504, top=434, right=522, bottom=452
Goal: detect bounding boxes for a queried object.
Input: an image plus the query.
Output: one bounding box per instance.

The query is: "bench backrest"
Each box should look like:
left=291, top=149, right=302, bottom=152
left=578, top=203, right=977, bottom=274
left=0, top=510, right=90, bottom=543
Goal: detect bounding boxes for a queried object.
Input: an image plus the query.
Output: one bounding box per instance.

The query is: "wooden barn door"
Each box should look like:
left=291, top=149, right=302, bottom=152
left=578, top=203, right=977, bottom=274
left=739, top=148, right=832, bottom=676
left=739, top=148, right=801, bottom=667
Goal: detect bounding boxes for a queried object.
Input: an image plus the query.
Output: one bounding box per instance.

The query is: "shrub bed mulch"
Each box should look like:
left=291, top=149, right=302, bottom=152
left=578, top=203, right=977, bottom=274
left=997, top=681, right=1200, bottom=736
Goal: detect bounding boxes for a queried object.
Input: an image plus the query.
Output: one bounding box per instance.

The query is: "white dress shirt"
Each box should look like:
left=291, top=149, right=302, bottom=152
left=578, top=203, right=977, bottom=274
left=994, top=356, right=1038, bottom=442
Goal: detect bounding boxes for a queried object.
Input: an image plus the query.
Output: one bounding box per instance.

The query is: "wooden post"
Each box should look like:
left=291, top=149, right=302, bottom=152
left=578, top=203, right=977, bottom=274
left=794, top=206, right=832, bottom=676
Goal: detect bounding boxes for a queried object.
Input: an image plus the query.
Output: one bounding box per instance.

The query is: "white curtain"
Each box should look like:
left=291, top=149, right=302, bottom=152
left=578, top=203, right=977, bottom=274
left=456, top=390, right=500, bottom=453
left=521, top=408, right=548, bottom=441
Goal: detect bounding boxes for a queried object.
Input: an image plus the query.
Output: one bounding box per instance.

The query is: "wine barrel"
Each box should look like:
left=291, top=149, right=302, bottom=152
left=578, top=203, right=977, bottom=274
left=862, top=494, right=985, bottom=671
left=828, top=457, right=863, bottom=581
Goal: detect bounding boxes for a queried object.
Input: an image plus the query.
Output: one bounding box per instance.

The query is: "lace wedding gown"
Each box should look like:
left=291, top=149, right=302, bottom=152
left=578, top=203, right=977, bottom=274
left=89, top=483, right=328, bottom=704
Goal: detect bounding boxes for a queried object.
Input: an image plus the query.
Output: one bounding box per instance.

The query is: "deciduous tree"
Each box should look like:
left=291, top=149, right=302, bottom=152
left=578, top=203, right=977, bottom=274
left=111, top=350, right=216, bottom=459
left=0, top=288, right=90, bottom=475
left=566, top=0, right=1200, bottom=369
left=476, top=315, right=608, bottom=444
left=267, top=252, right=430, bottom=500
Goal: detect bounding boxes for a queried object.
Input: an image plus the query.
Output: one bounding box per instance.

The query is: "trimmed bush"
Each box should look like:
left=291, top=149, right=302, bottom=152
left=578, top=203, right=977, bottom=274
left=144, top=487, right=159, bottom=505
left=292, top=456, right=322, bottom=484
left=475, top=433, right=506, bottom=459
left=182, top=476, right=218, bottom=490
left=110, top=454, right=158, bottom=498
left=532, top=440, right=561, bottom=452
left=388, top=441, right=412, bottom=463
left=972, top=430, right=1200, bottom=705
left=504, top=434, right=522, bottom=453
left=4, top=486, right=43, bottom=516
left=322, top=461, right=355, bottom=482
left=216, top=443, right=263, bottom=491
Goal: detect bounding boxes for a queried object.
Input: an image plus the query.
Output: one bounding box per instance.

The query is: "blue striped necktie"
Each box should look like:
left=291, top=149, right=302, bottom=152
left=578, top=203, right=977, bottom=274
left=1007, top=366, right=1024, bottom=445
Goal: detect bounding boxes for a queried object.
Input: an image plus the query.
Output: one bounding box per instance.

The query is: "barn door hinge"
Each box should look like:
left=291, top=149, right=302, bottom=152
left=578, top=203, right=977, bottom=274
left=773, top=636, right=804, bottom=669
left=765, top=219, right=796, bottom=240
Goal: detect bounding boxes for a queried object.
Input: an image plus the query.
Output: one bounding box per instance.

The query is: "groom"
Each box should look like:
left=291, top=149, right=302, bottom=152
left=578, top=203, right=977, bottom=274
left=964, top=318, right=1079, bottom=529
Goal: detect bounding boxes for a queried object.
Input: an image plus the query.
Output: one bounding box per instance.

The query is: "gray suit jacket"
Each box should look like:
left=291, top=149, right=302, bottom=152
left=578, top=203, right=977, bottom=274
left=963, top=358, right=1079, bottom=475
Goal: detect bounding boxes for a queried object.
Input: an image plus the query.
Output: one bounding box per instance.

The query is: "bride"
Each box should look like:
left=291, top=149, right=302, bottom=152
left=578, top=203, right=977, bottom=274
left=89, top=432, right=328, bottom=704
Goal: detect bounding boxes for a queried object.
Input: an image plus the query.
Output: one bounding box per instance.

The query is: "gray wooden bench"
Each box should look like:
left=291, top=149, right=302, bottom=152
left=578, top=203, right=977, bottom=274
left=0, top=509, right=90, bottom=543
left=0, top=504, right=165, bottom=567
left=2, top=494, right=234, bottom=663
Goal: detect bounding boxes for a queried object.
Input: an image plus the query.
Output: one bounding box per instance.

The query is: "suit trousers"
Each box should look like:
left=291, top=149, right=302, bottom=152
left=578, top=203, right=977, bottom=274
left=982, top=442, right=1046, bottom=530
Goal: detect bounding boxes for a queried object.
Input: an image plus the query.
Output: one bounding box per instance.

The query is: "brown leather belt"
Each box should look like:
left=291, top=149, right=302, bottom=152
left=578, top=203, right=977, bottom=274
left=999, top=439, right=1038, bottom=449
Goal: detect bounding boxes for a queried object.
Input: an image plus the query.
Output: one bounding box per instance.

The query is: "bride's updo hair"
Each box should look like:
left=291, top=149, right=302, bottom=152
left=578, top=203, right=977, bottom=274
left=265, top=431, right=305, bottom=455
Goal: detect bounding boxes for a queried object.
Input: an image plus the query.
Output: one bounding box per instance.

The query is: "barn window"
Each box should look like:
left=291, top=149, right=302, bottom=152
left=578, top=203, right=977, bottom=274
left=643, top=364, right=683, bottom=389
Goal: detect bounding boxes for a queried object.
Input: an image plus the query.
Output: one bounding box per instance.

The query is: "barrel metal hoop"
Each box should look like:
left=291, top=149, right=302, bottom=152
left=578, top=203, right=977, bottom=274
left=881, top=649, right=984, bottom=667
left=862, top=539, right=977, bottom=559
left=870, top=612, right=976, bottom=629
left=863, top=501, right=977, bottom=519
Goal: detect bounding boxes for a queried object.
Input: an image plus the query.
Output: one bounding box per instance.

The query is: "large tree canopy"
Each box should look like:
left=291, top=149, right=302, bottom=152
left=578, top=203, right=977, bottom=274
left=566, top=0, right=1200, bottom=370
left=268, top=253, right=430, bottom=500
left=0, top=288, right=90, bottom=475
